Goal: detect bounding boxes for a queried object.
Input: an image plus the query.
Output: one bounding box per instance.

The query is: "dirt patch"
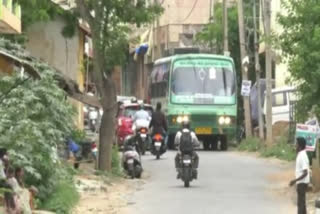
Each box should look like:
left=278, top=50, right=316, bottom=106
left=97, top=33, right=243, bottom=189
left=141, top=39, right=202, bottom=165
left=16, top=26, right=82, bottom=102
left=72, top=163, right=148, bottom=214
left=266, top=168, right=318, bottom=214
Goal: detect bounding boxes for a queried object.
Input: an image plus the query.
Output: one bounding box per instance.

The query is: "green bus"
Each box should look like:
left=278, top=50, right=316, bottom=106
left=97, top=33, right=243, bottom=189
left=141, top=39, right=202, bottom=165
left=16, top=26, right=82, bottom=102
left=149, top=54, right=237, bottom=150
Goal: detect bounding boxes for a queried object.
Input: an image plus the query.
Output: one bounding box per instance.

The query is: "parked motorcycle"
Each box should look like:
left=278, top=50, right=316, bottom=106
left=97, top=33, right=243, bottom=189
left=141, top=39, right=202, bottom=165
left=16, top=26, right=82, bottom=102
left=122, top=136, right=142, bottom=179
left=136, top=127, right=149, bottom=155
left=179, top=153, right=197, bottom=188
left=151, top=133, right=166, bottom=159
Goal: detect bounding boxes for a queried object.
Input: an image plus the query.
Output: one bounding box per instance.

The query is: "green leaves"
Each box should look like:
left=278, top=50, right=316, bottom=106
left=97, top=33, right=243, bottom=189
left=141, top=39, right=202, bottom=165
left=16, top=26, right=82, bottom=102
left=279, top=0, right=320, bottom=121
left=0, top=39, right=75, bottom=202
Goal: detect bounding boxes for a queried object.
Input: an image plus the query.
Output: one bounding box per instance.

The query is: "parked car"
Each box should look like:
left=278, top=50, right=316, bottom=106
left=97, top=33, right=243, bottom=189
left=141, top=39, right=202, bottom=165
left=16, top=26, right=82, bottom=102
left=263, top=86, right=297, bottom=125
left=116, top=102, right=153, bottom=147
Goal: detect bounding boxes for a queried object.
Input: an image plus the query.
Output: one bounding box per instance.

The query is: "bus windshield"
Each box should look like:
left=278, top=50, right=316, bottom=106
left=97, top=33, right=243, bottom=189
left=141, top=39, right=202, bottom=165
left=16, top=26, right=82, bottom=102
left=171, top=58, right=236, bottom=105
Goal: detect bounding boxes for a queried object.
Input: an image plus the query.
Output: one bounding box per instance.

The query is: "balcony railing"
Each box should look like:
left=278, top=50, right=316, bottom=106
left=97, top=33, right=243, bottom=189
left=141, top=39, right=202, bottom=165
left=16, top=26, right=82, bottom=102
left=0, top=0, right=21, bottom=34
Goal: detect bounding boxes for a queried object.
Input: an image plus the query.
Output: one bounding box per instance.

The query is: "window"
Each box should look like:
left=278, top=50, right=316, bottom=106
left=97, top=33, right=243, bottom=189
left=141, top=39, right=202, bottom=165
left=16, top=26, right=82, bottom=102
left=151, top=81, right=167, bottom=98
left=272, top=92, right=287, bottom=107
left=150, top=62, right=170, bottom=98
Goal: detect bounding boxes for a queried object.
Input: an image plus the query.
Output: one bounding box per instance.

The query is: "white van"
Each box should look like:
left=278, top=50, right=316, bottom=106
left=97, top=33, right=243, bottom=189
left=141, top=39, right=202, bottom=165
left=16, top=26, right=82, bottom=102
left=263, top=86, right=297, bottom=124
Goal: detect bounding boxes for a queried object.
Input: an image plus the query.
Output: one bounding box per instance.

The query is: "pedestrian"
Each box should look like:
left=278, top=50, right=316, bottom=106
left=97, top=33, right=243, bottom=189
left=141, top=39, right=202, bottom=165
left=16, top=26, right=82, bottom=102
left=14, top=167, right=32, bottom=214
left=0, top=148, right=9, bottom=180
left=4, top=167, right=21, bottom=214
left=66, top=138, right=82, bottom=169
left=289, top=137, right=310, bottom=214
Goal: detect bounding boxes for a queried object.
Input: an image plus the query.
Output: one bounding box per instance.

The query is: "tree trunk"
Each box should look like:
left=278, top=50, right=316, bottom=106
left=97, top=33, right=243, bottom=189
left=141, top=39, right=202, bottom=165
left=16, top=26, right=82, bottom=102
left=98, top=78, right=117, bottom=171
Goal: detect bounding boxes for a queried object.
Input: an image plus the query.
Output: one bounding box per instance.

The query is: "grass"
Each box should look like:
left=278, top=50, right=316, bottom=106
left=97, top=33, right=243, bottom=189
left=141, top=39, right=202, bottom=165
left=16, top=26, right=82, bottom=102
left=238, top=137, right=263, bottom=152
left=41, top=180, right=79, bottom=214
left=238, top=136, right=296, bottom=161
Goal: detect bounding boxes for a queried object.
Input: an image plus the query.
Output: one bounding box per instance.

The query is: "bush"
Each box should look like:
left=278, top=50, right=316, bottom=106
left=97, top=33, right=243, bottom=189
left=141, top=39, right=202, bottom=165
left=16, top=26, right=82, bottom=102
left=111, top=145, right=122, bottom=176
left=0, top=39, right=78, bottom=211
left=40, top=179, right=79, bottom=214
left=70, top=129, right=87, bottom=144
left=261, top=137, right=296, bottom=161
left=238, top=136, right=296, bottom=161
left=238, top=137, right=263, bottom=152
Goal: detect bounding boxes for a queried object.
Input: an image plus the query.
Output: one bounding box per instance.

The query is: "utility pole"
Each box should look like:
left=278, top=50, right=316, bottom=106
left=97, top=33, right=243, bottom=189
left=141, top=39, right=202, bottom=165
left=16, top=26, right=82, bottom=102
left=238, top=0, right=252, bottom=137
left=263, top=0, right=273, bottom=145
left=253, top=0, right=264, bottom=140
left=223, top=0, right=229, bottom=55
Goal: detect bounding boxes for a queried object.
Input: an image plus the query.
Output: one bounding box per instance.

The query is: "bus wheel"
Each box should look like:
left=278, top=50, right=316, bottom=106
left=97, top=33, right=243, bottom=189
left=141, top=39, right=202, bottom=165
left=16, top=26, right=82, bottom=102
left=203, top=141, right=210, bottom=151
left=211, top=141, right=218, bottom=151
left=220, top=135, right=228, bottom=151
left=168, top=134, right=175, bottom=150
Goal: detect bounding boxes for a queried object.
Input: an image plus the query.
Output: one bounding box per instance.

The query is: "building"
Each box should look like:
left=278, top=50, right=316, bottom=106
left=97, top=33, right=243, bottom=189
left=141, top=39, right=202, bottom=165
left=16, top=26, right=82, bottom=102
left=0, top=0, right=21, bottom=75
left=0, top=0, right=21, bottom=34
left=25, top=16, right=90, bottom=129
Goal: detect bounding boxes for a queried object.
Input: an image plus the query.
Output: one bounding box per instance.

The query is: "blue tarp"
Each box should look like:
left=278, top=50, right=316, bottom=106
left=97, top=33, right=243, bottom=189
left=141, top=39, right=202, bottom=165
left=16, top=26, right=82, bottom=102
left=135, top=44, right=149, bottom=55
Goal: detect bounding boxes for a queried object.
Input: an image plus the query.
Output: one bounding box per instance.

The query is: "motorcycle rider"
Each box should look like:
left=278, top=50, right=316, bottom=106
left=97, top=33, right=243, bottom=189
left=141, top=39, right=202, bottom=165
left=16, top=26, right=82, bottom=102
left=133, top=104, right=150, bottom=153
left=174, top=120, right=200, bottom=179
left=133, top=104, right=150, bottom=132
left=149, top=102, right=168, bottom=138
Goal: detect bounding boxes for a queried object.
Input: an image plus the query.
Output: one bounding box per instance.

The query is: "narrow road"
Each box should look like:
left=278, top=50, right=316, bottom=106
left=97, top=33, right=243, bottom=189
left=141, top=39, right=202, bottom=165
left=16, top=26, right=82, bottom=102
left=122, top=151, right=295, bottom=214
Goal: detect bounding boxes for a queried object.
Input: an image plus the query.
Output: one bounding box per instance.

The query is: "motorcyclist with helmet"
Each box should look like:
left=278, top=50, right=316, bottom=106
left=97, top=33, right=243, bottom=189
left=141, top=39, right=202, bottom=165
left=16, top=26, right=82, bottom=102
left=174, top=120, right=200, bottom=179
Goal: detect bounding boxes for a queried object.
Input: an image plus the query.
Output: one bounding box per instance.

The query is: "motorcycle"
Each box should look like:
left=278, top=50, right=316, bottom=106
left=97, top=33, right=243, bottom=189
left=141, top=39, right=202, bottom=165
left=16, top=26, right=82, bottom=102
left=136, top=127, right=149, bottom=155
left=180, top=153, right=197, bottom=188
left=151, top=133, right=166, bottom=160
left=122, top=140, right=142, bottom=179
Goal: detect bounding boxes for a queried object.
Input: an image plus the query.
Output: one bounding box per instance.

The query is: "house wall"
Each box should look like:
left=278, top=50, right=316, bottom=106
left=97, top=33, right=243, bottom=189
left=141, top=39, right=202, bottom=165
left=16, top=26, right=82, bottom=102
left=0, top=56, right=13, bottom=74
left=25, top=17, right=85, bottom=129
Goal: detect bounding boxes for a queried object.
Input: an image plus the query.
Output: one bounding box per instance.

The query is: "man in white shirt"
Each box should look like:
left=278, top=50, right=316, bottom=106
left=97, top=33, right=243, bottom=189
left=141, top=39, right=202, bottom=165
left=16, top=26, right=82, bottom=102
left=133, top=104, right=151, bottom=131
left=289, top=137, right=310, bottom=214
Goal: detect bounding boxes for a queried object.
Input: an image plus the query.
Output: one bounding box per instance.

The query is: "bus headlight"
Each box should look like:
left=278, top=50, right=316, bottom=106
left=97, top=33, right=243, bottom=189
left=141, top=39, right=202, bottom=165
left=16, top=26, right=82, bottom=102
left=177, top=115, right=189, bottom=123
left=225, top=117, right=231, bottom=125
left=218, top=116, right=225, bottom=125
left=219, top=116, right=231, bottom=125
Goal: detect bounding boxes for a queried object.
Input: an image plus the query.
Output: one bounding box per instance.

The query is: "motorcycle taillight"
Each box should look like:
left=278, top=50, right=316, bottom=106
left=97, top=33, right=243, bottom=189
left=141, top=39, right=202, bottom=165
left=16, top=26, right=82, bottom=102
left=140, top=128, right=147, bottom=133
left=153, top=133, right=163, bottom=141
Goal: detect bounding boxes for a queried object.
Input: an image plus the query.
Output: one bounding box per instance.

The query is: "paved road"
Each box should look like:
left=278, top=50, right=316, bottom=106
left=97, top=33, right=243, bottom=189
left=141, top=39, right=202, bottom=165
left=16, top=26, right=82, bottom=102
left=123, top=151, right=295, bottom=214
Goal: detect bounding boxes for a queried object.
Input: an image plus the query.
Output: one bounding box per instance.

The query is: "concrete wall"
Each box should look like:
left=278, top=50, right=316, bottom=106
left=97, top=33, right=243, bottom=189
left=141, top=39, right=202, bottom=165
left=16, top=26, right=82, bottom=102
left=25, top=17, right=80, bottom=82
left=25, top=17, right=84, bottom=129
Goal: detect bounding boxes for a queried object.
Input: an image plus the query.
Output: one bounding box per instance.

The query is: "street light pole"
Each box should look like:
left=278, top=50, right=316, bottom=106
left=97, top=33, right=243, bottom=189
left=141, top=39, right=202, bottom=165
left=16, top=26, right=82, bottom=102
left=223, top=0, right=229, bottom=55
left=253, top=0, right=264, bottom=140
left=238, top=0, right=252, bottom=138
left=264, top=0, right=273, bottom=145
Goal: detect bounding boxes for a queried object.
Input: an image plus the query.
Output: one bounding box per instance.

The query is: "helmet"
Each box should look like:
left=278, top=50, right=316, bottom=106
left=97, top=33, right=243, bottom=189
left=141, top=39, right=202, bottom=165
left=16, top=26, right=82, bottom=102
left=140, top=103, right=144, bottom=110
left=181, top=120, right=190, bottom=129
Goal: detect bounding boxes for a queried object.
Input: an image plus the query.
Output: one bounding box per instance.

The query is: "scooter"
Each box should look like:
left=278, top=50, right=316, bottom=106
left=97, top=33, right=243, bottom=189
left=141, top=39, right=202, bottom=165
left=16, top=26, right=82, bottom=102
left=151, top=133, right=166, bottom=160
left=122, top=137, right=143, bottom=179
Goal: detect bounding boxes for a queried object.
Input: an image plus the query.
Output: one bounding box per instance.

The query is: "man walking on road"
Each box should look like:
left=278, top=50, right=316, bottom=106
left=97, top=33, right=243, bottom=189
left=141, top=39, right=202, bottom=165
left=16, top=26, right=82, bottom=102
left=289, top=137, right=310, bottom=214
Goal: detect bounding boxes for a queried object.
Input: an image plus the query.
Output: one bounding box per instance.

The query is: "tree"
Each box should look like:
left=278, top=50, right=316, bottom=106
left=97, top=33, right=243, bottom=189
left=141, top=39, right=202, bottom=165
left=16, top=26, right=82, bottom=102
left=0, top=39, right=75, bottom=201
left=278, top=0, right=320, bottom=121
left=74, top=0, right=162, bottom=171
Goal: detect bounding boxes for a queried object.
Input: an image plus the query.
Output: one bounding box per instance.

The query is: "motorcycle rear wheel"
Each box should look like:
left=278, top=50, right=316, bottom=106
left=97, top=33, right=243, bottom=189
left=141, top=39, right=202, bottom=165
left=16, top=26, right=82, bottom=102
left=184, top=180, right=190, bottom=188
left=131, top=168, right=136, bottom=179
